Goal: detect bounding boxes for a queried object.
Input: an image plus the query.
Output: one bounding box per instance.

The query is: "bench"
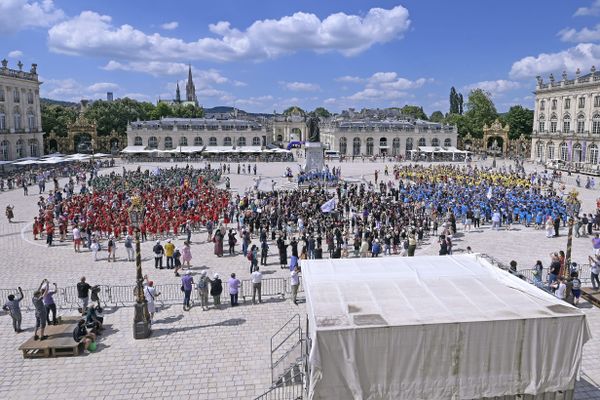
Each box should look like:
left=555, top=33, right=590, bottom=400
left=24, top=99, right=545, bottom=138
left=18, top=316, right=82, bottom=358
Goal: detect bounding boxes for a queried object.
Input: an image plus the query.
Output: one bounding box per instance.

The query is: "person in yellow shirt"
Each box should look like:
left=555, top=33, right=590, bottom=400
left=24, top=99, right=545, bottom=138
left=164, top=239, right=175, bottom=269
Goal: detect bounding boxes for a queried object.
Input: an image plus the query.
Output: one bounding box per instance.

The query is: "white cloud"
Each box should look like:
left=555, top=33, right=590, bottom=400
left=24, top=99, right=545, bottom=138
left=335, top=75, right=363, bottom=83
left=510, top=43, right=600, bottom=78
left=87, top=82, right=119, bottom=92
left=48, top=6, right=410, bottom=62
left=121, top=93, right=151, bottom=101
left=341, top=72, right=430, bottom=102
left=0, top=0, right=64, bottom=35
left=347, top=88, right=408, bottom=101
left=282, top=81, right=320, bottom=92
left=464, top=80, right=520, bottom=96
left=574, top=0, right=600, bottom=16
left=160, top=21, right=178, bottom=30
left=559, top=25, right=600, bottom=42
left=8, top=50, right=23, bottom=58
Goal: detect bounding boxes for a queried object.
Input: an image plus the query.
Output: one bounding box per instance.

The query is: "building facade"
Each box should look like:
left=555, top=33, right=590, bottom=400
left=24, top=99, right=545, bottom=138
left=531, top=67, right=600, bottom=167
left=0, top=59, right=44, bottom=160
left=127, top=118, right=269, bottom=149
left=272, top=108, right=456, bottom=157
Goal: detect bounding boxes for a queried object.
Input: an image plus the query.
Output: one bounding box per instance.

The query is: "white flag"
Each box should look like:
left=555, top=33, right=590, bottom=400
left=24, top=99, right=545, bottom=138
left=321, top=198, right=336, bottom=213
left=486, top=187, right=492, bottom=200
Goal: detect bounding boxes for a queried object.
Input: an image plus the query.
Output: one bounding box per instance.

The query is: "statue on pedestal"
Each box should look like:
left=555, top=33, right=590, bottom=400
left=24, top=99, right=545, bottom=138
left=307, top=116, right=320, bottom=143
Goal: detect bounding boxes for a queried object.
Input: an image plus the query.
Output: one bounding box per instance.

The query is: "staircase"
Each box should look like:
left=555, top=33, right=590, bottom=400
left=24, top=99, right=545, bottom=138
left=254, top=314, right=306, bottom=400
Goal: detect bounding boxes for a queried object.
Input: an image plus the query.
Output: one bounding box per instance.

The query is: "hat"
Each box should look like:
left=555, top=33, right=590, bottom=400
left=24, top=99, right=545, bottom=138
left=214, top=273, right=220, bottom=279
left=148, top=281, right=154, bottom=286
left=185, top=270, right=191, bottom=275
left=167, top=239, right=171, bottom=243
left=156, top=240, right=160, bottom=244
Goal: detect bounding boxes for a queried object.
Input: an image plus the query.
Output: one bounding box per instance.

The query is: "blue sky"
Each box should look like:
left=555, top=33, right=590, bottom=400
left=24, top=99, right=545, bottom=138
left=2, top=0, right=600, bottom=114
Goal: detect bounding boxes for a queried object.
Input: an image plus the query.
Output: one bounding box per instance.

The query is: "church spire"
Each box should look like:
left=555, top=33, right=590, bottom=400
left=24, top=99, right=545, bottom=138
left=175, top=80, right=181, bottom=103
left=185, top=64, right=197, bottom=104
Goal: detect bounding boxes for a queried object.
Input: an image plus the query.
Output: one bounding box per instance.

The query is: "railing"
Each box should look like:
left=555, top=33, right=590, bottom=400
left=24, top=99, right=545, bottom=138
left=0, top=278, right=289, bottom=312
left=254, top=369, right=304, bottom=400
left=271, top=314, right=302, bottom=385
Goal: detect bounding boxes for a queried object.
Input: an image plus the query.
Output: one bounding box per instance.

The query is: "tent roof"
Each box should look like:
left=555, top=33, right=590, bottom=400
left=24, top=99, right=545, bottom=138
left=302, top=254, right=584, bottom=332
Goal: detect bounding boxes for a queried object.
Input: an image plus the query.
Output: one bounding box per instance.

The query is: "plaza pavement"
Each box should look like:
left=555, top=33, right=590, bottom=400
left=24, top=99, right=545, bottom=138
left=0, top=158, right=599, bottom=399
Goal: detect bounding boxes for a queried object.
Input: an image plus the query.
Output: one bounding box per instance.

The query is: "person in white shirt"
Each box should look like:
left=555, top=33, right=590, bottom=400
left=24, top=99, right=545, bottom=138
left=290, top=266, right=300, bottom=305
left=251, top=266, right=263, bottom=304
left=143, top=278, right=160, bottom=322
left=72, top=226, right=81, bottom=253
left=554, top=277, right=567, bottom=300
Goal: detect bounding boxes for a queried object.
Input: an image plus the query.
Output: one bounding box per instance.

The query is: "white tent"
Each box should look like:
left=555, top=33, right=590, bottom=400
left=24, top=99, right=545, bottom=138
left=121, top=146, right=147, bottom=154
left=302, top=255, right=590, bottom=400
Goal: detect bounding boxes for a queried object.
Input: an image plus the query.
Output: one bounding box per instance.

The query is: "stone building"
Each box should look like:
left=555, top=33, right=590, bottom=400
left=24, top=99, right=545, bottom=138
left=127, top=117, right=269, bottom=149
left=272, top=107, right=457, bottom=157
left=531, top=67, right=600, bottom=167
left=0, top=59, right=44, bottom=160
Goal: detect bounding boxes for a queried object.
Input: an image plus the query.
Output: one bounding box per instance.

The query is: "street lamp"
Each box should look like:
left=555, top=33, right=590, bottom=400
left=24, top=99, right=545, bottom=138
left=128, top=195, right=151, bottom=339
left=564, top=189, right=581, bottom=277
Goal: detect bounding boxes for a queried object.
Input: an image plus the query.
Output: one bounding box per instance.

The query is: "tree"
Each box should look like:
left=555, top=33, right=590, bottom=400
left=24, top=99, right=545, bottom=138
left=449, top=87, right=459, bottom=115
left=501, top=105, right=534, bottom=139
left=464, top=89, right=498, bottom=137
left=458, top=93, right=464, bottom=115
left=41, top=103, right=77, bottom=137
left=312, top=107, right=331, bottom=118
left=283, top=106, right=305, bottom=115
left=444, top=113, right=469, bottom=136
left=400, top=105, right=428, bottom=120
left=429, top=111, right=445, bottom=123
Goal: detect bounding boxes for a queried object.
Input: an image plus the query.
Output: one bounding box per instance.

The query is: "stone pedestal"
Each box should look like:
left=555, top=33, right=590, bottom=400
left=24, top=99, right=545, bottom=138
left=304, top=142, right=324, bottom=172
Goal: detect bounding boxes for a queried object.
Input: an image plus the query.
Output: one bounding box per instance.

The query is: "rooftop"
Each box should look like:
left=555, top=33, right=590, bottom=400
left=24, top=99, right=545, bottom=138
left=0, top=60, right=38, bottom=82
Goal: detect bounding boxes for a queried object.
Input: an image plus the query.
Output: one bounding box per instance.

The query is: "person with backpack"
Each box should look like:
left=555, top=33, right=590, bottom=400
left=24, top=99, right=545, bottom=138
left=210, top=273, right=223, bottom=309
left=571, top=272, right=582, bottom=305
left=248, top=244, right=258, bottom=273
left=124, top=235, right=134, bottom=261
left=143, top=277, right=160, bottom=321
left=153, top=240, right=164, bottom=269
left=173, top=247, right=182, bottom=276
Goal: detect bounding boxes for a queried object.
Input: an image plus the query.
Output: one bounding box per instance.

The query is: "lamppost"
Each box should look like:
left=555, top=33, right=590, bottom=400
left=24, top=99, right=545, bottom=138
left=564, top=189, right=581, bottom=277
left=128, top=196, right=151, bottom=339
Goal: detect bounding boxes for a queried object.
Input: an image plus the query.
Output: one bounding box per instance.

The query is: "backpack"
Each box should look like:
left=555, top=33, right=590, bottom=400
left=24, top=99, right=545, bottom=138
left=197, top=277, right=207, bottom=290
left=247, top=252, right=253, bottom=261
left=572, top=278, right=581, bottom=290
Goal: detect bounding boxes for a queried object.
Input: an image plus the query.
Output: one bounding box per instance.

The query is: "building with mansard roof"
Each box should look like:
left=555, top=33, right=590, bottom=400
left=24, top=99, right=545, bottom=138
left=531, top=66, right=600, bottom=170
left=0, top=59, right=44, bottom=161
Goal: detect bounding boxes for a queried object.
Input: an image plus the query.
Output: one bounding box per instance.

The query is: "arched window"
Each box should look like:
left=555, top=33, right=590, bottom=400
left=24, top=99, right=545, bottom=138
left=405, top=138, right=413, bottom=154
left=577, top=114, right=585, bottom=133
left=28, top=139, right=38, bottom=157
left=535, top=141, right=544, bottom=160
left=379, top=137, right=388, bottom=148
left=444, top=138, right=452, bottom=147
left=16, top=139, right=24, bottom=158
left=563, top=114, right=571, bottom=133
left=392, top=138, right=400, bottom=156
left=353, top=137, right=361, bottom=155
left=431, top=138, right=440, bottom=146
left=252, top=137, right=261, bottom=146
left=134, top=136, right=143, bottom=146
left=366, top=137, right=374, bottom=156
left=276, top=134, right=283, bottom=142
left=538, top=115, right=545, bottom=133
left=27, top=91, right=34, bottom=104
left=593, top=114, right=600, bottom=135
left=547, top=142, right=555, bottom=160
left=148, top=136, right=158, bottom=149
left=339, top=137, right=347, bottom=155
left=589, top=144, right=599, bottom=164
left=194, top=137, right=203, bottom=146
left=223, top=137, right=232, bottom=146
left=418, top=137, right=426, bottom=147
left=0, top=111, right=5, bottom=131
left=209, top=137, right=217, bottom=146
left=13, top=89, right=19, bottom=103
left=560, top=142, right=569, bottom=161
left=179, top=137, right=188, bottom=146
left=550, top=114, right=557, bottom=133
left=237, top=137, right=246, bottom=147
left=27, top=112, right=35, bottom=130
left=164, top=136, right=173, bottom=149
left=0, top=140, right=9, bottom=160
left=573, top=143, right=583, bottom=162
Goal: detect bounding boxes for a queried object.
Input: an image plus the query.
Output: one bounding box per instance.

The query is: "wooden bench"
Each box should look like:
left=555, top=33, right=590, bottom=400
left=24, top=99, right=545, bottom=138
left=18, top=316, right=82, bottom=359
left=582, top=287, right=600, bottom=308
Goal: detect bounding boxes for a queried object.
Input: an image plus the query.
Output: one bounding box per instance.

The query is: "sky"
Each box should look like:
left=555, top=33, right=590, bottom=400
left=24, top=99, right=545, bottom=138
left=3, top=0, right=600, bottom=115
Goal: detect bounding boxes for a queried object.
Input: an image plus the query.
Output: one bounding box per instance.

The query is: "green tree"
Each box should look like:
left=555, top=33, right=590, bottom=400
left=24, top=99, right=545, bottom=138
left=464, top=89, right=498, bottom=137
left=150, top=102, right=173, bottom=120
left=41, top=103, right=77, bottom=137
left=283, top=106, right=305, bottom=115
left=312, top=107, right=331, bottom=118
left=444, top=113, right=469, bottom=136
left=449, top=87, right=459, bottom=114
left=400, top=105, right=428, bottom=120
left=501, top=105, right=534, bottom=139
left=429, top=111, right=445, bottom=123
left=458, top=93, right=464, bottom=115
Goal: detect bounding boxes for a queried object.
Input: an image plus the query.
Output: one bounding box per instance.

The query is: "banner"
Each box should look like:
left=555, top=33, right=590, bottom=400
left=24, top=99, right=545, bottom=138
left=321, top=198, right=336, bottom=213
left=486, top=187, right=493, bottom=200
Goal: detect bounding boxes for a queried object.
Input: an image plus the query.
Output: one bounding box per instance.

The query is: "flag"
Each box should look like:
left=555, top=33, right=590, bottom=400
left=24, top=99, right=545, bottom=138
left=486, top=187, right=493, bottom=200
left=321, top=198, right=336, bottom=213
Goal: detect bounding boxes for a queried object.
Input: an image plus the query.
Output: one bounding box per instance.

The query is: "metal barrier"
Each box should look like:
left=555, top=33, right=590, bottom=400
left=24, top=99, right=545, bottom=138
left=240, top=278, right=287, bottom=303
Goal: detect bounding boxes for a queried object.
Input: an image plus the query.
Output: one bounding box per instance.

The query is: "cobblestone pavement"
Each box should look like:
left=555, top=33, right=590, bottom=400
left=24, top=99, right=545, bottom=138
left=0, top=158, right=599, bottom=399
